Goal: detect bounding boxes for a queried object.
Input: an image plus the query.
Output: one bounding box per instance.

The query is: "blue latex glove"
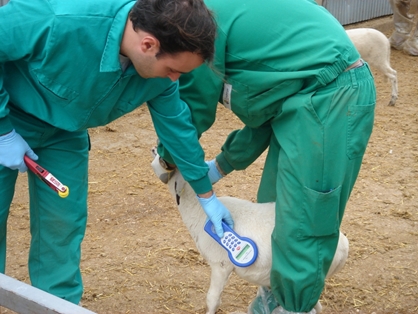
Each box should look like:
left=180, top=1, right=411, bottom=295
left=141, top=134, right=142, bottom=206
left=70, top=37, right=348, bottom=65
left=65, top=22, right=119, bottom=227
left=197, top=192, right=234, bottom=238
left=206, top=159, right=224, bottom=185
left=0, top=129, right=38, bottom=172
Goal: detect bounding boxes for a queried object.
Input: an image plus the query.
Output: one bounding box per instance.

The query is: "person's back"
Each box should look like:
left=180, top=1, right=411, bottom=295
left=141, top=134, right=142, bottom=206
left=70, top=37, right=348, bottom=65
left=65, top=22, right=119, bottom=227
left=210, top=0, right=356, bottom=72
left=204, top=0, right=360, bottom=127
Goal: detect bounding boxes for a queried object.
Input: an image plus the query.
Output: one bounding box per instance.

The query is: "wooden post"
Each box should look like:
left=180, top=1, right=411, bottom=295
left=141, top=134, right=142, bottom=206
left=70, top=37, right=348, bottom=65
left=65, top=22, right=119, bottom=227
left=0, top=273, right=96, bottom=314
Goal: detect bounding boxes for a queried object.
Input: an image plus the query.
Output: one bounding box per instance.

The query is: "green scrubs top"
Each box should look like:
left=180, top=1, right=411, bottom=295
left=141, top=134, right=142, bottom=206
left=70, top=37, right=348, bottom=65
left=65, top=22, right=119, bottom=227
left=0, top=0, right=211, bottom=194
left=173, top=0, right=360, bottom=172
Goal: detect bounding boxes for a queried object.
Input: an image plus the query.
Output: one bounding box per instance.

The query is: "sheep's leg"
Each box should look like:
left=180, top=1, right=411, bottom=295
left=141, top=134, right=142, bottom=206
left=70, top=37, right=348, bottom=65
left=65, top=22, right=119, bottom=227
left=326, top=233, right=349, bottom=278
left=314, top=301, right=323, bottom=313
left=374, top=63, right=398, bottom=106
left=386, top=69, right=398, bottom=106
left=206, top=263, right=234, bottom=314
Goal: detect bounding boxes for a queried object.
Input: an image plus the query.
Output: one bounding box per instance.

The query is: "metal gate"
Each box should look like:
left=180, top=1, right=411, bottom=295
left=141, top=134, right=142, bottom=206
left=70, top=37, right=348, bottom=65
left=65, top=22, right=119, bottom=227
left=322, top=0, right=393, bottom=25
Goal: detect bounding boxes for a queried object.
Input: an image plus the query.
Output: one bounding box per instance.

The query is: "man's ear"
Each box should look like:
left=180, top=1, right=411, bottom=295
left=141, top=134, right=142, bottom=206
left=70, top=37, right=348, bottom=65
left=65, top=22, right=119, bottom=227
left=140, top=35, right=160, bottom=55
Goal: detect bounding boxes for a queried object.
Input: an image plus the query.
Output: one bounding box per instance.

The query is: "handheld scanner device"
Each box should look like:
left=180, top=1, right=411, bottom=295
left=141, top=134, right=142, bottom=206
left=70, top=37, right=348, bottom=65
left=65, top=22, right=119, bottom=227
left=24, top=156, right=69, bottom=198
left=204, top=220, right=258, bottom=267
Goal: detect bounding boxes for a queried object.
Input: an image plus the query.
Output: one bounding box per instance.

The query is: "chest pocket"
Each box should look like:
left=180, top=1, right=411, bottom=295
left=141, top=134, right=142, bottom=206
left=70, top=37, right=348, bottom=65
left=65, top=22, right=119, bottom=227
left=34, top=71, right=79, bottom=106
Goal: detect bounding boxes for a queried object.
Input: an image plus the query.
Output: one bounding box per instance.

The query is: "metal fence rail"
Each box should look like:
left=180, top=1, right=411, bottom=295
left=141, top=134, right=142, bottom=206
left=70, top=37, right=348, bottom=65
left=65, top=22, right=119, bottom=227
left=0, top=273, right=96, bottom=314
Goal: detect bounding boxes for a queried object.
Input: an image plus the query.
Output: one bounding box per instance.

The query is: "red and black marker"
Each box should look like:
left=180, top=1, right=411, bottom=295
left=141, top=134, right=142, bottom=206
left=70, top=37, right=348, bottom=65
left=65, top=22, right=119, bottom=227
left=24, top=155, right=69, bottom=198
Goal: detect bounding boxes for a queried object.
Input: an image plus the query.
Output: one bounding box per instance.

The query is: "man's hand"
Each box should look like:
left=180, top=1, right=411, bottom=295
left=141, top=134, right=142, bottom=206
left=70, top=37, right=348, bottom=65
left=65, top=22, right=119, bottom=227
left=197, top=191, right=234, bottom=238
left=0, top=129, right=38, bottom=172
left=206, top=159, right=224, bottom=185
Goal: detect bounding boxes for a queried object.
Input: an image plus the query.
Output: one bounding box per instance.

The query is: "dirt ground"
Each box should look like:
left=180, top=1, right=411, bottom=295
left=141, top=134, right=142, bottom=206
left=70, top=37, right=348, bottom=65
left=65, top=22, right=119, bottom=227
left=2, top=16, right=418, bottom=314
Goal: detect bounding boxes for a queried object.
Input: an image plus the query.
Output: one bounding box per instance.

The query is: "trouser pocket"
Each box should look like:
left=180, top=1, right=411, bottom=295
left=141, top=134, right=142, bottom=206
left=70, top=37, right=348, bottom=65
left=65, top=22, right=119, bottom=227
left=298, top=185, right=341, bottom=238
left=347, top=103, right=375, bottom=160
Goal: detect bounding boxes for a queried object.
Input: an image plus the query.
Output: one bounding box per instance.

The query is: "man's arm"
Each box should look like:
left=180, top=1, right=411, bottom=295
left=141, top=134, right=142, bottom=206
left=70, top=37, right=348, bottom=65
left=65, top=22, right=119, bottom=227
left=147, top=81, right=233, bottom=237
left=216, top=123, right=273, bottom=175
left=147, top=81, right=211, bottom=193
left=0, top=0, right=54, bottom=132
left=0, top=0, right=51, bottom=169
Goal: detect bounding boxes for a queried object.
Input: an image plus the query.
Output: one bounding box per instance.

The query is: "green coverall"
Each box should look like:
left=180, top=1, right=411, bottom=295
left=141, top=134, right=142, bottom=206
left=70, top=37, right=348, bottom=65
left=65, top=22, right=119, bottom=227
left=158, top=0, right=376, bottom=311
left=0, top=0, right=212, bottom=303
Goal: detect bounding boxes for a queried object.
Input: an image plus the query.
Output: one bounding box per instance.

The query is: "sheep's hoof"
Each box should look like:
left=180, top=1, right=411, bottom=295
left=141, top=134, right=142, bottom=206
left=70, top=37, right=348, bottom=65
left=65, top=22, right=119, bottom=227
left=388, top=96, right=398, bottom=106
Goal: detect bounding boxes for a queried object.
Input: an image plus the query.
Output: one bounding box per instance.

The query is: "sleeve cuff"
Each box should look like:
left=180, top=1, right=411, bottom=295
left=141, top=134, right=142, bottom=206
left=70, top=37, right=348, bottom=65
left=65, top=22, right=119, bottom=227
left=188, top=174, right=212, bottom=195
left=215, top=152, right=235, bottom=175
left=0, top=116, right=13, bottom=136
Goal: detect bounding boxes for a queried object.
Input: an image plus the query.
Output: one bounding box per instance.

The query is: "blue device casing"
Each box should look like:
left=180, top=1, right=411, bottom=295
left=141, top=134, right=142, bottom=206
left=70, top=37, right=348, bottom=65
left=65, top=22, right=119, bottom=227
left=204, top=220, right=258, bottom=267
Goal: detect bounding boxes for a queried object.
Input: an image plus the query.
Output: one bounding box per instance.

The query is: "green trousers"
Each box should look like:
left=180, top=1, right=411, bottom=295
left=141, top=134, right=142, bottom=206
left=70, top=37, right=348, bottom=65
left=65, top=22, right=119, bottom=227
left=0, top=105, right=89, bottom=304
left=256, top=64, right=375, bottom=311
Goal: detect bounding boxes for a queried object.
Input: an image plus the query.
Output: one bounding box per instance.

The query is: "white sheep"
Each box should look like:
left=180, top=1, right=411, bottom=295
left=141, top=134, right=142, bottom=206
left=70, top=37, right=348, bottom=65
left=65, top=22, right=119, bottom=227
left=164, top=169, right=349, bottom=314
left=346, top=28, right=398, bottom=106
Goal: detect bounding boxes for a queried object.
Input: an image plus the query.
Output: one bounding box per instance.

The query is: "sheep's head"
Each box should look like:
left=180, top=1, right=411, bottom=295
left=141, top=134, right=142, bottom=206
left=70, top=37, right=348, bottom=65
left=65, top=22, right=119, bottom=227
left=150, top=150, right=187, bottom=205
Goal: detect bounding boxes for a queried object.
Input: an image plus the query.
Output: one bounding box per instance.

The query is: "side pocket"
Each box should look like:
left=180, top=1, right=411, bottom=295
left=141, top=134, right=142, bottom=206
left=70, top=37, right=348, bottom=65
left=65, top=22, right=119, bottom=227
left=347, top=103, right=375, bottom=160
left=299, top=185, right=341, bottom=238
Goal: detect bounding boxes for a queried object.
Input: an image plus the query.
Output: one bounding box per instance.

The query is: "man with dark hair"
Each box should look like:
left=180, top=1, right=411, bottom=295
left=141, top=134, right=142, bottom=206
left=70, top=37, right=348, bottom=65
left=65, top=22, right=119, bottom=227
left=153, top=0, right=376, bottom=313
left=129, top=0, right=216, bottom=60
left=0, top=0, right=233, bottom=304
